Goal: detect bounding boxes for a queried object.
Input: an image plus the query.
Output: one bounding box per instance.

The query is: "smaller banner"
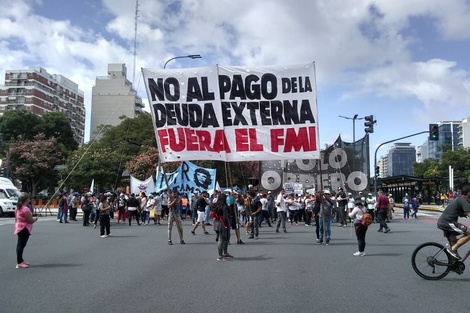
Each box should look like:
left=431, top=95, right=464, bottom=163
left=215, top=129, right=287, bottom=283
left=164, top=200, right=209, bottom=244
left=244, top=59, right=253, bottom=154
left=155, top=161, right=217, bottom=196
left=130, top=176, right=156, bottom=195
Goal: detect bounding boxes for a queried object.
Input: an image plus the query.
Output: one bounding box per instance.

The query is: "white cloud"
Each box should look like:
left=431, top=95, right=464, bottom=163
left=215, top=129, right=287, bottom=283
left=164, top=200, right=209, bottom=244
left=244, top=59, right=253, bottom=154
left=0, top=0, right=469, bottom=143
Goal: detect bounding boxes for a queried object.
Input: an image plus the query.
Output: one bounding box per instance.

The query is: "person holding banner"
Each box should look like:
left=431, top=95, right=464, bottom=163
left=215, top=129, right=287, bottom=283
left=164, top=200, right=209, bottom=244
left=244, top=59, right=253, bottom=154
left=168, top=190, right=185, bottom=245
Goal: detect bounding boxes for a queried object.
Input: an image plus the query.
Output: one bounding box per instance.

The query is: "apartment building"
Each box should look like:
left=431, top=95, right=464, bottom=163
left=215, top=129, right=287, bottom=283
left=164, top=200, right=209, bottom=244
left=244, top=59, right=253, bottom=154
left=0, top=67, right=85, bottom=143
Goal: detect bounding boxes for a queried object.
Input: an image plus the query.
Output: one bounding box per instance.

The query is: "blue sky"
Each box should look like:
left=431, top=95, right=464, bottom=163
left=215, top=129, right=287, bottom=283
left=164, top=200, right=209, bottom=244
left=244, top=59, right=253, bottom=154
left=1, top=0, right=470, bottom=162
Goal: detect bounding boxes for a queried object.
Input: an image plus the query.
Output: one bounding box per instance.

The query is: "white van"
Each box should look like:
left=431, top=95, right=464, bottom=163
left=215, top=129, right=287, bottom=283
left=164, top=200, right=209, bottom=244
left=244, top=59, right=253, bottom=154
left=0, top=178, right=21, bottom=217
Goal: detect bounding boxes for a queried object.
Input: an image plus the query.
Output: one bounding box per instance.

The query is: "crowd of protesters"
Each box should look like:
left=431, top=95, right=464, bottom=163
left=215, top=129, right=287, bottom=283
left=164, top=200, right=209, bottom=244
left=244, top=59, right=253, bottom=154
left=47, top=187, right=403, bottom=261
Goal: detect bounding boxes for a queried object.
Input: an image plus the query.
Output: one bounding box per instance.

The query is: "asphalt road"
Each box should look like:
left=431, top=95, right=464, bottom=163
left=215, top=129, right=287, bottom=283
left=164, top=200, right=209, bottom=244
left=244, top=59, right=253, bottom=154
left=1, top=209, right=469, bottom=313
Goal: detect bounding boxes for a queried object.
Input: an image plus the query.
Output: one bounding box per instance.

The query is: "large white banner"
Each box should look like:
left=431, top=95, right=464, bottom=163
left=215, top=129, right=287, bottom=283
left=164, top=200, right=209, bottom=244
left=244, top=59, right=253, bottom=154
left=130, top=176, right=155, bottom=195
left=142, top=63, right=319, bottom=162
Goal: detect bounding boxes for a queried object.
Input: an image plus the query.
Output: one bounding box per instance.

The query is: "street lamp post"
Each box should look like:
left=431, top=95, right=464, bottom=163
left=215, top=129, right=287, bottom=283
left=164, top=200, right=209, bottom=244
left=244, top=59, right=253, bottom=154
left=163, top=54, right=202, bottom=69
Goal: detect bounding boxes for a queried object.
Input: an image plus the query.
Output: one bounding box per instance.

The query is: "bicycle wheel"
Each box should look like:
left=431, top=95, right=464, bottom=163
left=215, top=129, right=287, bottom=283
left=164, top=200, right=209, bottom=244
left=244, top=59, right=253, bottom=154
left=411, top=242, right=452, bottom=280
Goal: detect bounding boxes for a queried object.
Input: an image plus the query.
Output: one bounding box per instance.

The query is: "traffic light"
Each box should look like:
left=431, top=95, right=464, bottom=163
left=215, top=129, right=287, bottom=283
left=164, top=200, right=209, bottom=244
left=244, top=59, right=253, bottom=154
left=0, top=167, right=4, bottom=177
left=375, top=166, right=380, bottom=177
left=429, top=124, right=439, bottom=141
left=364, top=115, right=374, bottom=133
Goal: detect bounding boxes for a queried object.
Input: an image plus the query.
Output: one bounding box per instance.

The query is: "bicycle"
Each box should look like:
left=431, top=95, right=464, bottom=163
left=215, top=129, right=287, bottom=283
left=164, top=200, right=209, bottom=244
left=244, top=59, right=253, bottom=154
left=411, top=239, right=468, bottom=280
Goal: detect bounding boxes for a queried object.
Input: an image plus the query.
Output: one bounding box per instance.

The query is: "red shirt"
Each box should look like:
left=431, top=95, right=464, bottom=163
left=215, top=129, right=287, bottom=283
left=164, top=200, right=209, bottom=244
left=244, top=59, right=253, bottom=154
left=376, top=194, right=389, bottom=210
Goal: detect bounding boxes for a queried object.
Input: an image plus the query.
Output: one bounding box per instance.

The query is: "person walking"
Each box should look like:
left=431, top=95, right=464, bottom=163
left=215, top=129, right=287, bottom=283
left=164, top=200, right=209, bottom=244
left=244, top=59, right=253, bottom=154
left=335, top=187, right=348, bottom=227
left=248, top=191, right=262, bottom=239
left=376, top=191, right=391, bottom=233
left=411, top=195, right=420, bottom=219
left=349, top=198, right=369, bottom=256
left=99, top=194, right=112, bottom=237
left=275, top=189, right=288, bottom=233
left=318, top=190, right=333, bottom=245
left=168, top=190, right=185, bottom=245
left=126, top=193, right=141, bottom=226
left=58, top=192, right=69, bottom=223
left=81, top=193, right=92, bottom=226
left=14, top=193, right=38, bottom=268
left=191, top=192, right=210, bottom=235
left=214, top=194, right=232, bottom=260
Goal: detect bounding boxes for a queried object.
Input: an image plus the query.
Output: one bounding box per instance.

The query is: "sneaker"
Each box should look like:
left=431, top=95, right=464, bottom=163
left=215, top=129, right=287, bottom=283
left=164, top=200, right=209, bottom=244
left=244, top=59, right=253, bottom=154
left=254, top=236, right=258, bottom=240
left=21, top=261, right=30, bottom=266
left=204, top=231, right=210, bottom=235
left=93, top=225, right=97, bottom=229
left=325, top=239, right=330, bottom=245
left=191, top=231, right=196, bottom=235
left=180, top=240, right=185, bottom=244
left=16, top=263, right=29, bottom=269
left=283, top=230, right=287, bottom=233
left=217, top=255, right=225, bottom=261
left=384, top=228, right=391, bottom=233
left=343, top=225, right=347, bottom=228
left=248, top=236, right=254, bottom=239
left=353, top=251, right=363, bottom=257
left=275, top=229, right=279, bottom=233
left=223, top=253, right=234, bottom=258
left=316, top=239, right=321, bottom=244
left=446, top=247, right=462, bottom=260
left=107, top=234, right=112, bottom=237
left=168, top=240, right=173, bottom=245
left=237, top=240, right=245, bottom=244
left=377, top=229, right=383, bottom=232
left=100, top=235, right=107, bottom=238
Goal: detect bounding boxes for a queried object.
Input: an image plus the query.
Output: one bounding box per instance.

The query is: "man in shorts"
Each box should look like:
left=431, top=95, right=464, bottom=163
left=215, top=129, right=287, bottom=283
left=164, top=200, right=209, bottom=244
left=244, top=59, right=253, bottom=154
left=437, top=184, right=470, bottom=260
left=191, top=192, right=210, bottom=235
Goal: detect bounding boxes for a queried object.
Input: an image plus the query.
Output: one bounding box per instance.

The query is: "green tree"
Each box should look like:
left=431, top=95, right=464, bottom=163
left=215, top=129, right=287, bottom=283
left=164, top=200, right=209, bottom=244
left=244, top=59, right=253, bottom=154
left=38, top=112, right=78, bottom=151
left=0, top=110, right=41, bottom=142
left=9, top=133, right=62, bottom=195
left=97, top=113, right=156, bottom=155
left=413, top=158, right=440, bottom=177
left=439, top=147, right=470, bottom=190
left=60, top=143, right=125, bottom=193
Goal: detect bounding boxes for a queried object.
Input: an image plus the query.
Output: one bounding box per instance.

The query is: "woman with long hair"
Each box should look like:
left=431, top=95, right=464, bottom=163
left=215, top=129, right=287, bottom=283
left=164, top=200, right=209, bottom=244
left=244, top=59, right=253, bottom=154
left=99, top=194, right=112, bottom=238
left=14, top=193, right=38, bottom=268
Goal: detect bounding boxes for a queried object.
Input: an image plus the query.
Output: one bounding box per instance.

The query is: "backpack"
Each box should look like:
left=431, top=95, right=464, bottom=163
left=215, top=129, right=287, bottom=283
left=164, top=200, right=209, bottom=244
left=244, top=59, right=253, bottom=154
left=361, top=209, right=373, bottom=226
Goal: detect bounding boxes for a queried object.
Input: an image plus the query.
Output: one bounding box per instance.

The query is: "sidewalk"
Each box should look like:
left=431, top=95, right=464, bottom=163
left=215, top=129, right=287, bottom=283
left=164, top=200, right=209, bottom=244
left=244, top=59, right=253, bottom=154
left=394, top=203, right=443, bottom=212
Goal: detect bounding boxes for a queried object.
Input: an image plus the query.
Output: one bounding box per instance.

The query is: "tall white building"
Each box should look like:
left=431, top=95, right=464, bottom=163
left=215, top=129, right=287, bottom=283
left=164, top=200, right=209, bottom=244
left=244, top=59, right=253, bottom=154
left=90, top=64, right=144, bottom=140
left=458, top=116, right=470, bottom=148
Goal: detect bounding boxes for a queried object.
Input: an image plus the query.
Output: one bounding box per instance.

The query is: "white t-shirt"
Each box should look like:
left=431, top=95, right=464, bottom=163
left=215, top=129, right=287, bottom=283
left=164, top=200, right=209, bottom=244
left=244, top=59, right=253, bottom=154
left=260, top=198, right=268, bottom=211
left=276, top=194, right=287, bottom=212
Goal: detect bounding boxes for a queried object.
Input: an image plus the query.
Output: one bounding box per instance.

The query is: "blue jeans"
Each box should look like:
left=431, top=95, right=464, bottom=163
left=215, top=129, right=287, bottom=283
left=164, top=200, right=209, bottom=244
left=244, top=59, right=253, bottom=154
left=318, top=215, right=331, bottom=241
left=58, top=208, right=68, bottom=222
left=276, top=211, right=287, bottom=231
left=143, top=211, right=150, bottom=224
left=258, top=210, right=272, bottom=227
left=403, top=207, right=410, bottom=219
left=250, top=215, right=260, bottom=237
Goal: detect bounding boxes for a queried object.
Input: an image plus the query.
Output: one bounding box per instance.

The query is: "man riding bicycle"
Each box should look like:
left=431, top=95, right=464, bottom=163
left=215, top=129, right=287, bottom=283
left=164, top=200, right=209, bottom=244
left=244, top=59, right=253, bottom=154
left=437, top=184, right=470, bottom=260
